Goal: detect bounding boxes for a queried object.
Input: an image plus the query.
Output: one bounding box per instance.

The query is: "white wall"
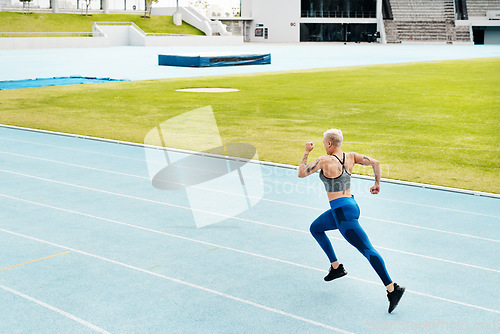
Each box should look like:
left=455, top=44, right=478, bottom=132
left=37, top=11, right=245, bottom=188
left=0, top=25, right=242, bottom=50
left=0, top=36, right=108, bottom=49
left=145, top=35, right=242, bottom=46
left=242, top=0, right=301, bottom=43
left=129, top=25, right=146, bottom=45
left=241, top=0, right=383, bottom=43
left=96, top=25, right=130, bottom=45
left=107, top=0, right=143, bottom=11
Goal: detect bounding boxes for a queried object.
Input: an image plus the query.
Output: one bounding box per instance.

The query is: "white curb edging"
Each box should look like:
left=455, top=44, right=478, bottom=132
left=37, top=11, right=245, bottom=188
left=0, top=123, right=498, bottom=199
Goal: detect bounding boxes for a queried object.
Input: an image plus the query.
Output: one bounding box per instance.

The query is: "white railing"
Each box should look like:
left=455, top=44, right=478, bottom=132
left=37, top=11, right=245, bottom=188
left=93, top=22, right=193, bottom=37
left=92, top=22, right=143, bottom=32
left=0, top=22, right=140, bottom=38
left=93, top=21, right=146, bottom=35
left=130, top=22, right=145, bottom=36
left=91, top=23, right=106, bottom=37
left=92, top=22, right=134, bottom=26
left=145, top=32, right=194, bottom=37
left=0, top=21, right=227, bottom=41
left=0, top=32, right=93, bottom=38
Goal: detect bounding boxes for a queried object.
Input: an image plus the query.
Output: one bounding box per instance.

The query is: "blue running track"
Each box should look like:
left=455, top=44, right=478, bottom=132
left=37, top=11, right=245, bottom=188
left=0, top=125, right=498, bottom=333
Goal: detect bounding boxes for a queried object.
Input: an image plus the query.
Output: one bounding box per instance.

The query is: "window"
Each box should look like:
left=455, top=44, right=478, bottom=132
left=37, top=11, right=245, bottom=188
left=301, top=0, right=377, bottom=18
left=300, top=23, right=377, bottom=42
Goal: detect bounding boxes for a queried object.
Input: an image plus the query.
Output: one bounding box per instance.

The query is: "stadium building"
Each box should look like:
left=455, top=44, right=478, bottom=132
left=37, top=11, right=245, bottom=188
left=1, top=0, right=499, bottom=44
left=240, top=0, right=500, bottom=44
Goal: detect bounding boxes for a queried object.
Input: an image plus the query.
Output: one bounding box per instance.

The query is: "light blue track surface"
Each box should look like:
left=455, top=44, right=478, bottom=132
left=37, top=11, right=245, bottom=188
left=0, top=125, right=499, bottom=333
left=1, top=44, right=500, bottom=81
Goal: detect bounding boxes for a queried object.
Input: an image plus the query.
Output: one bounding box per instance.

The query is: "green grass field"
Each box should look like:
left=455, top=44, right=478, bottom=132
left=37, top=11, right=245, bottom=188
left=0, top=58, right=499, bottom=194
left=0, top=12, right=204, bottom=35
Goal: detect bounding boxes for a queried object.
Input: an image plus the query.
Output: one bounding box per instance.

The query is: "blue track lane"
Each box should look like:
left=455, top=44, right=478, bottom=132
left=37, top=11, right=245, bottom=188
left=0, top=125, right=499, bottom=333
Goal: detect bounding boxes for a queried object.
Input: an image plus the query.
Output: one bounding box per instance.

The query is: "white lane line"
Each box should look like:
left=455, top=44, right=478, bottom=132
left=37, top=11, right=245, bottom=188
left=0, top=140, right=498, bottom=218
left=0, top=228, right=353, bottom=334
left=1, top=193, right=500, bottom=314
left=0, top=149, right=316, bottom=207
left=366, top=245, right=500, bottom=273
left=0, top=136, right=144, bottom=163
left=1, top=193, right=498, bottom=274
left=362, top=217, right=500, bottom=243
left=0, top=284, right=111, bottom=334
left=404, top=289, right=500, bottom=315
left=3, top=192, right=500, bottom=275
left=370, top=197, right=500, bottom=219
left=0, top=169, right=306, bottom=234
left=0, top=194, right=500, bottom=311
left=0, top=194, right=323, bottom=272
left=1, top=151, right=499, bottom=239
left=1, top=170, right=499, bottom=272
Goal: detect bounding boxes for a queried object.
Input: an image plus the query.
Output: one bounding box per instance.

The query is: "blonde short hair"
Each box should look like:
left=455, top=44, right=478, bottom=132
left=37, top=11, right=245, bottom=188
left=323, top=129, right=343, bottom=147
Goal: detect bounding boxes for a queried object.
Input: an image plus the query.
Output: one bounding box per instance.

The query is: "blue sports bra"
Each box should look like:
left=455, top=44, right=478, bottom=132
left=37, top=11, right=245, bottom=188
left=319, top=153, right=351, bottom=192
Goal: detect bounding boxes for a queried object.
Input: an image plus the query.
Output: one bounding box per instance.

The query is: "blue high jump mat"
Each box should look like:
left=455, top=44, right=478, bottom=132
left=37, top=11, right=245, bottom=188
left=0, top=76, right=126, bottom=90
left=158, top=52, right=271, bottom=67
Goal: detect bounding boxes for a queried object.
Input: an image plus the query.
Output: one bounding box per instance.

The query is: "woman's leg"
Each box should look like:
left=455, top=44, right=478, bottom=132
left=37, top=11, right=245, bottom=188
left=340, top=220, right=392, bottom=286
left=334, top=203, right=393, bottom=286
left=309, top=209, right=338, bottom=263
left=330, top=198, right=405, bottom=312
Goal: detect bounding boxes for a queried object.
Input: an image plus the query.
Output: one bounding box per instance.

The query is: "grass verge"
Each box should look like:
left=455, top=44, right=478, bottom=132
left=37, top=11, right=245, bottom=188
left=0, top=12, right=204, bottom=35
left=0, top=58, right=498, bottom=193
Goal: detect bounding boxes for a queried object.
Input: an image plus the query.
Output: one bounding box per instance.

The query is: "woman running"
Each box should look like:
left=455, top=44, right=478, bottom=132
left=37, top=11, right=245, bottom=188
left=298, top=128, right=405, bottom=313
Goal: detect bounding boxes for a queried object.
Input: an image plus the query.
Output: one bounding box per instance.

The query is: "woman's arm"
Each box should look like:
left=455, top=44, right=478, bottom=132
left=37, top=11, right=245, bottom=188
left=353, top=153, right=381, bottom=194
left=298, top=142, right=324, bottom=178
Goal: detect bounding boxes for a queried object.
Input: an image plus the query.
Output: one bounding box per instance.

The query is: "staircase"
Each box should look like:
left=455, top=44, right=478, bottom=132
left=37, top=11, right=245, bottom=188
left=466, top=0, right=500, bottom=17
left=455, top=25, right=473, bottom=42
left=390, top=0, right=455, bottom=20
left=384, top=0, right=472, bottom=44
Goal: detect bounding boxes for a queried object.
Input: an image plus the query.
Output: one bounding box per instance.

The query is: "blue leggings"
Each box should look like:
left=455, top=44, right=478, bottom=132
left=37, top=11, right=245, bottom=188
left=310, top=196, right=392, bottom=286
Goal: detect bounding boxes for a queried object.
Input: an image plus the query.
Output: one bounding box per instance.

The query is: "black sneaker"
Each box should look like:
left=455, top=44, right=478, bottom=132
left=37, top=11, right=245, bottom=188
left=387, top=283, right=405, bottom=313
left=324, top=264, right=347, bottom=281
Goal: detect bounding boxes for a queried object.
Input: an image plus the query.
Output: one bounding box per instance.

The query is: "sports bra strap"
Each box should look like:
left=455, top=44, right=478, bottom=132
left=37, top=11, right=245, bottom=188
left=320, top=152, right=351, bottom=192
left=332, top=153, right=346, bottom=170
